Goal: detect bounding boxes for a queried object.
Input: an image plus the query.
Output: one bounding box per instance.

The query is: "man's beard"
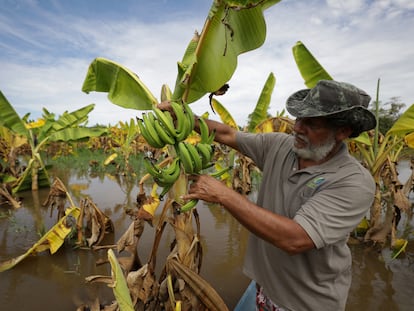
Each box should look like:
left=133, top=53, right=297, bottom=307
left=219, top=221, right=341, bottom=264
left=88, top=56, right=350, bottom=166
left=292, top=133, right=337, bottom=162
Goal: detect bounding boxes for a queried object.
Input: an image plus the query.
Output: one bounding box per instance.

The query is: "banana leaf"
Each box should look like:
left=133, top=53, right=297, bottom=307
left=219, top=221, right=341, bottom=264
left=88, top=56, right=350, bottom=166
left=405, top=132, right=414, bottom=148
left=292, top=41, right=333, bottom=88
left=48, top=127, right=107, bottom=143
left=81, top=1, right=281, bottom=108
left=51, top=104, right=95, bottom=130
left=211, top=98, right=238, bottom=129
left=350, top=131, right=373, bottom=146
left=0, top=91, right=29, bottom=137
left=82, top=57, right=158, bottom=110
left=0, top=207, right=80, bottom=272
left=386, top=104, right=414, bottom=137
left=247, top=72, right=276, bottom=132
left=107, top=249, right=135, bottom=311
left=37, top=104, right=100, bottom=142
left=167, top=258, right=229, bottom=311
left=173, top=0, right=281, bottom=103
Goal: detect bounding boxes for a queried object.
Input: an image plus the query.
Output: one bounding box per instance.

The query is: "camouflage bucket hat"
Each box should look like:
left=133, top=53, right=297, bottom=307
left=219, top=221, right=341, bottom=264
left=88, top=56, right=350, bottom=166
left=286, top=80, right=376, bottom=134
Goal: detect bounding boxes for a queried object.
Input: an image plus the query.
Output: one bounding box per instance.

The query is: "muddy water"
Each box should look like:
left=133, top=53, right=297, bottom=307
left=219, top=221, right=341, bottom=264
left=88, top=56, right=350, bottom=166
left=0, top=162, right=413, bottom=310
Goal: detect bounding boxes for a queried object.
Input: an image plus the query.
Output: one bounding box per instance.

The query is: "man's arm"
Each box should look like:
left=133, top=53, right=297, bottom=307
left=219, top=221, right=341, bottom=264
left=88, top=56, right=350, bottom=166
left=183, top=174, right=315, bottom=255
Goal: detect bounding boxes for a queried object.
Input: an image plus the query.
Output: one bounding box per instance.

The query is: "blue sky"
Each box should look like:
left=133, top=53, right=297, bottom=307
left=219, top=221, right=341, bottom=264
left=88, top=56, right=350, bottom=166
left=1, top=0, right=414, bottom=126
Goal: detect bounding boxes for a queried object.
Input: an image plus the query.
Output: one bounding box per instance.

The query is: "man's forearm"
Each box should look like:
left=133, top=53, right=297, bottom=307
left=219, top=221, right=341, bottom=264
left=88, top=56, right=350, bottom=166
left=218, top=186, right=315, bottom=255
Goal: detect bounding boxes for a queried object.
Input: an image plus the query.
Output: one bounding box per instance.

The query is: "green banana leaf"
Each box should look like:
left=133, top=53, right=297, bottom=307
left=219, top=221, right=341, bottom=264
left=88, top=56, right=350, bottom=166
left=386, top=104, right=414, bottom=137
left=82, top=57, right=158, bottom=110
left=0, top=91, right=29, bottom=137
left=107, top=249, right=134, bottom=311
left=48, top=127, right=107, bottom=142
left=211, top=98, right=238, bottom=129
left=247, top=72, right=276, bottom=132
left=173, top=0, right=281, bottom=103
left=350, top=131, right=372, bottom=146
left=292, top=41, right=333, bottom=88
left=51, top=104, right=94, bottom=130
left=37, top=104, right=98, bottom=141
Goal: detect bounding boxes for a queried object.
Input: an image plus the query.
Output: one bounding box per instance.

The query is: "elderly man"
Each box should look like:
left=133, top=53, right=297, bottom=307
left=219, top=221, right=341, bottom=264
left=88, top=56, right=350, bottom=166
left=181, top=80, right=376, bottom=310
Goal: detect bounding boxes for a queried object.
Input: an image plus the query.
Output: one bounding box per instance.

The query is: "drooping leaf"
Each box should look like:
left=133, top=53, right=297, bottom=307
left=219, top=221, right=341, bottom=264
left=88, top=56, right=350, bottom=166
left=107, top=249, right=135, bottom=311
left=0, top=207, right=80, bottom=272
left=167, top=258, right=229, bottom=311
left=172, top=1, right=281, bottom=103
left=0, top=91, right=29, bottom=137
left=48, top=127, right=107, bottom=142
left=211, top=98, right=238, bottom=129
left=51, top=104, right=95, bottom=130
left=292, top=41, right=333, bottom=88
left=247, top=72, right=276, bottom=132
left=82, top=57, right=158, bottom=110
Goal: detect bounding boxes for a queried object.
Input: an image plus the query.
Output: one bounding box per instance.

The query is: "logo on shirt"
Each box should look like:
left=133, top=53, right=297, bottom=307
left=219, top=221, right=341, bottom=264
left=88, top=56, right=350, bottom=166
left=306, top=176, right=325, bottom=189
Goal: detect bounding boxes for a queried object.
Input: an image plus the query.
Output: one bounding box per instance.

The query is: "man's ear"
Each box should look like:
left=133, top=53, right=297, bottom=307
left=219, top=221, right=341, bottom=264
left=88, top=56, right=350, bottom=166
left=335, top=126, right=353, bottom=141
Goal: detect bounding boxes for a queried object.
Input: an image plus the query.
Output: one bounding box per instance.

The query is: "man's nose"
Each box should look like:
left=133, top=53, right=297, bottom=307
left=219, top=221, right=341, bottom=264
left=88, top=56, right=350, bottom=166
left=294, top=119, right=305, bottom=133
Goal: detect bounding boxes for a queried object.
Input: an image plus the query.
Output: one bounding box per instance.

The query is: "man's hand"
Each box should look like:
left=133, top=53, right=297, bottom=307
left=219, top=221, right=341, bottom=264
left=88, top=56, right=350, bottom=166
left=182, top=174, right=229, bottom=204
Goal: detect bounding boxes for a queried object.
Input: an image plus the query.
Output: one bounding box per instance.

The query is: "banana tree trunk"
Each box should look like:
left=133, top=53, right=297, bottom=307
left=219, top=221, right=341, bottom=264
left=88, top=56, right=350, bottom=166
left=31, top=158, right=40, bottom=191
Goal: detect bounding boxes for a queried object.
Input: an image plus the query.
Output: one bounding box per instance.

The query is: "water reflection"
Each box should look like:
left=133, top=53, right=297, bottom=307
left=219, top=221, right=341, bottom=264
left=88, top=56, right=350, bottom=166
left=0, top=162, right=413, bottom=310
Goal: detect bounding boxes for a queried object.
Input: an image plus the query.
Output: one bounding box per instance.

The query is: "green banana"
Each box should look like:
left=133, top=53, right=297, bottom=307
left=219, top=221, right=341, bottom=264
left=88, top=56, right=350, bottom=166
left=185, top=142, right=202, bottom=173
left=177, top=141, right=194, bottom=174
left=159, top=183, right=173, bottom=200
left=137, top=118, right=164, bottom=148
left=210, top=165, right=233, bottom=179
left=206, top=128, right=216, bottom=145
left=154, top=117, right=176, bottom=145
left=143, top=112, right=165, bottom=148
left=153, top=107, right=177, bottom=138
left=179, top=199, right=198, bottom=213
left=196, top=143, right=213, bottom=169
left=198, top=117, right=210, bottom=144
left=143, top=156, right=163, bottom=179
left=171, top=102, right=190, bottom=142
left=183, top=102, right=195, bottom=134
left=155, top=158, right=181, bottom=185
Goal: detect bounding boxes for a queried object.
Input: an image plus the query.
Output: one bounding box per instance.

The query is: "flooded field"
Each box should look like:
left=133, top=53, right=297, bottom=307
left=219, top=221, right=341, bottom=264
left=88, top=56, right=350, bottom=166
left=0, top=159, right=413, bottom=310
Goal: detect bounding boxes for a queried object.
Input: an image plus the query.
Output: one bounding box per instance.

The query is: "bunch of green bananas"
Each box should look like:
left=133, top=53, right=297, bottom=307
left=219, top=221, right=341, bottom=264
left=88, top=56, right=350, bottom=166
left=137, top=102, right=195, bottom=148
left=174, top=116, right=216, bottom=174
left=139, top=102, right=228, bottom=213
left=143, top=157, right=181, bottom=199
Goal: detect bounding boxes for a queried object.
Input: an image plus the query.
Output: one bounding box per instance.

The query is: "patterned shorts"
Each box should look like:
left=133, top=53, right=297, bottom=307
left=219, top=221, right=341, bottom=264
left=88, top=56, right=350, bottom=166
left=256, top=284, right=286, bottom=311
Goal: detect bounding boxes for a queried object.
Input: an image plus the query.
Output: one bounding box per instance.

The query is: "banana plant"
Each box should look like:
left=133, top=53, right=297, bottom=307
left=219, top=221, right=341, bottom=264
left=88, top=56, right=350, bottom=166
left=81, top=1, right=282, bottom=309
left=246, top=72, right=276, bottom=132
left=292, top=41, right=414, bottom=253
left=103, top=118, right=141, bottom=175
left=0, top=91, right=107, bottom=192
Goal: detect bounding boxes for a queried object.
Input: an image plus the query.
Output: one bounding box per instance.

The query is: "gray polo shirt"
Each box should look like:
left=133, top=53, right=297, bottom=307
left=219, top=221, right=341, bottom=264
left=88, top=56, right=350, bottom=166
left=236, top=131, right=375, bottom=311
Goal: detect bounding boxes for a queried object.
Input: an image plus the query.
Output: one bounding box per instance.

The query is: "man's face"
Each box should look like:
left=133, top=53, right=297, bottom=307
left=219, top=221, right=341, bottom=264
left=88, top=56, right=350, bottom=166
left=292, top=117, right=337, bottom=162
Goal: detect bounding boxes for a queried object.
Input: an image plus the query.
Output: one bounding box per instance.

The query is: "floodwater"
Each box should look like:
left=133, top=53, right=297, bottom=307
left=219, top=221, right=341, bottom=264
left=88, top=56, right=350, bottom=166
left=0, top=160, right=413, bottom=310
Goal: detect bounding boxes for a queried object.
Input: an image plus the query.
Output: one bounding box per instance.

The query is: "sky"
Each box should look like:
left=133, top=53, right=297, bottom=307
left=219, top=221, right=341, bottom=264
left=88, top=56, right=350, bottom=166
left=1, top=0, right=414, bottom=127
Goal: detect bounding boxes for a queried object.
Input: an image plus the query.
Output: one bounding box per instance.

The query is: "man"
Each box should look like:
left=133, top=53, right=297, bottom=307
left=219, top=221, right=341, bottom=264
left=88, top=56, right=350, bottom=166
left=178, top=80, right=376, bottom=310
